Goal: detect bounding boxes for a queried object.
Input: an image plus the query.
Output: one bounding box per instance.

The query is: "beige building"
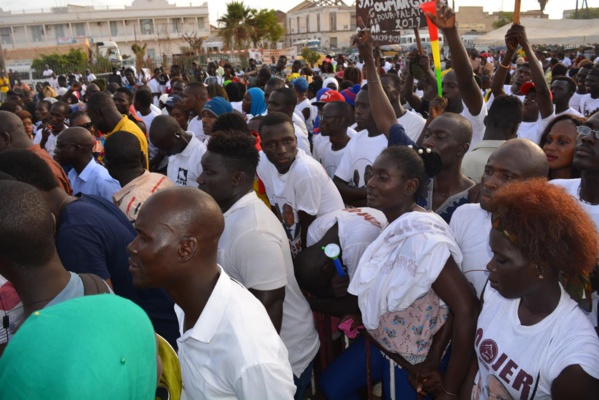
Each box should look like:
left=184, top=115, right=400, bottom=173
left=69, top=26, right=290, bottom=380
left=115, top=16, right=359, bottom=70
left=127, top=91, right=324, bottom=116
left=455, top=6, right=548, bottom=35
left=286, top=0, right=356, bottom=50
left=0, top=0, right=210, bottom=62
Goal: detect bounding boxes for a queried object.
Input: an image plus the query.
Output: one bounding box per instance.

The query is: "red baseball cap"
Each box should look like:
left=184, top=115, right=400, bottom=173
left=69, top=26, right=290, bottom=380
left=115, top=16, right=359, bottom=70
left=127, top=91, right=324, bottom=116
left=312, top=90, right=345, bottom=106
left=520, top=80, right=553, bottom=100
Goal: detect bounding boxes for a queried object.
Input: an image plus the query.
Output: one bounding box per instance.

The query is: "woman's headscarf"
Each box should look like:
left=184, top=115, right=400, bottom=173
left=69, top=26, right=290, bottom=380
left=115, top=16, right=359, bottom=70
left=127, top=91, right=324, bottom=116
left=248, top=87, right=267, bottom=116
left=0, top=294, right=157, bottom=399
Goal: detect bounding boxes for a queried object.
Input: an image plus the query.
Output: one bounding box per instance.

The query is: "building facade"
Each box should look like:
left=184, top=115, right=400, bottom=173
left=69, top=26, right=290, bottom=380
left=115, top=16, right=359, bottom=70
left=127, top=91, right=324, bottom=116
left=455, top=6, right=548, bottom=35
left=0, top=0, right=210, bottom=62
left=285, top=0, right=356, bottom=50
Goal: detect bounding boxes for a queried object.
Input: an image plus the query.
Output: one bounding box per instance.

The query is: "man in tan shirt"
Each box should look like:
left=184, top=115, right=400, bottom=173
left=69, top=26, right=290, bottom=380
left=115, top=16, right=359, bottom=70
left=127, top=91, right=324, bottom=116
left=104, top=131, right=173, bottom=222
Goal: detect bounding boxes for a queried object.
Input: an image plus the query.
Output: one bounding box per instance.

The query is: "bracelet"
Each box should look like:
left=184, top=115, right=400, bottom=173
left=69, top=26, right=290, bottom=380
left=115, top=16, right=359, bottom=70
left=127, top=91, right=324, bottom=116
left=499, top=62, right=510, bottom=69
left=367, top=79, right=381, bottom=84
left=441, top=386, right=458, bottom=397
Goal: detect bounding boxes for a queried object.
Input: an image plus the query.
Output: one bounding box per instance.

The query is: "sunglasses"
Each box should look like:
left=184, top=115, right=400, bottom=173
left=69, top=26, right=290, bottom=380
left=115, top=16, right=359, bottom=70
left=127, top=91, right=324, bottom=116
left=577, top=125, right=599, bottom=139
left=76, top=122, right=94, bottom=130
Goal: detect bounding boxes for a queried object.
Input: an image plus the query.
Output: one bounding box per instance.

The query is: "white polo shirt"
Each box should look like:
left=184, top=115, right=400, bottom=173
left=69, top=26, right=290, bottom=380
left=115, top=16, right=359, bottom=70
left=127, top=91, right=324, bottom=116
left=218, top=191, right=319, bottom=377
left=176, top=267, right=295, bottom=400
left=449, top=203, right=492, bottom=298
left=167, top=136, right=206, bottom=188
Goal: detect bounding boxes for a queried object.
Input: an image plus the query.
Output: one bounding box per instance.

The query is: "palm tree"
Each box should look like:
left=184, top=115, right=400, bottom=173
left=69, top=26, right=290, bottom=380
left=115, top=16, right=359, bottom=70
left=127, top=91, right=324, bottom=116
left=539, top=0, right=548, bottom=13
left=131, top=43, right=147, bottom=72
left=217, top=1, right=254, bottom=50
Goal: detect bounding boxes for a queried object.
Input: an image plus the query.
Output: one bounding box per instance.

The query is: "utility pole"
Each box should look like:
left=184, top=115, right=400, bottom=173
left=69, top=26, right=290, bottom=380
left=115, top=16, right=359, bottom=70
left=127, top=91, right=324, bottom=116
left=0, top=38, right=5, bottom=72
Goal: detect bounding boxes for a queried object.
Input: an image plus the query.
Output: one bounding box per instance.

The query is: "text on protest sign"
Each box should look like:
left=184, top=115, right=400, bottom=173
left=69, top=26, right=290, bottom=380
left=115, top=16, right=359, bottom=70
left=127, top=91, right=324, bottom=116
left=356, top=0, right=429, bottom=45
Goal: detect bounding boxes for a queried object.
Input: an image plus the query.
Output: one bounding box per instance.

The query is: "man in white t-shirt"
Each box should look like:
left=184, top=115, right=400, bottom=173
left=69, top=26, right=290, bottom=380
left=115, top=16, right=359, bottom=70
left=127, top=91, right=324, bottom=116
left=462, top=94, right=522, bottom=183
left=257, top=112, right=344, bottom=256
left=312, top=101, right=355, bottom=178
left=267, top=87, right=311, bottom=155
left=381, top=73, right=426, bottom=142
left=149, top=115, right=206, bottom=188
left=128, top=187, right=295, bottom=399
left=558, top=51, right=572, bottom=68
left=451, top=139, right=549, bottom=297
left=42, top=64, right=53, bottom=78
left=552, top=112, right=599, bottom=325
left=293, top=77, right=311, bottom=128
left=571, top=61, right=593, bottom=112
left=197, top=131, right=319, bottom=400
left=334, top=86, right=388, bottom=207
left=517, top=80, right=555, bottom=144
left=147, top=68, right=164, bottom=107
left=181, top=82, right=209, bottom=142
left=431, top=12, right=486, bottom=149
left=581, top=66, right=599, bottom=118
left=552, top=76, right=583, bottom=117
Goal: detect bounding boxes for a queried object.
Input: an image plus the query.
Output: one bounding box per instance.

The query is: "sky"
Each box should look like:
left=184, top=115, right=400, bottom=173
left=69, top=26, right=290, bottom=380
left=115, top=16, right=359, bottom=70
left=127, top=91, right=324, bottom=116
left=2, top=0, right=599, bottom=23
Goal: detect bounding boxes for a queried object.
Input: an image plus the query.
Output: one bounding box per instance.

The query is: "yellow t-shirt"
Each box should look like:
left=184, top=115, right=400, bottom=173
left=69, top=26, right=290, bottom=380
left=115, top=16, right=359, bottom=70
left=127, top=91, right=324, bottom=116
left=107, top=116, right=149, bottom=168
left=0, top=77, right=9, bottom=94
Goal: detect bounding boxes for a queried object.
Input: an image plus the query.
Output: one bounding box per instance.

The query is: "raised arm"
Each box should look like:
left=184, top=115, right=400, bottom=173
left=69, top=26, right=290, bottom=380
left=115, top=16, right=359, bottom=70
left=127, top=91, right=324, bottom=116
left=492, top=29, right=518, bottom=97
left=513, top=24, right=553, bottom=119
left=426, top=4, right=483, bottom=115
left=353, top=19, right=398, bottom=139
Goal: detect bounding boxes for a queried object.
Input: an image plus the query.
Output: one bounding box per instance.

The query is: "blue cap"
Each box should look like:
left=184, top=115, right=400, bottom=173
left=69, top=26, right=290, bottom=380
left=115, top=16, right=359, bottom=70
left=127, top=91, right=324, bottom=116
left=202, top=96, right=233, bottom=117
left=292, top=77, right=309, bottom=92
left=316, top=87, right=331, bottom=101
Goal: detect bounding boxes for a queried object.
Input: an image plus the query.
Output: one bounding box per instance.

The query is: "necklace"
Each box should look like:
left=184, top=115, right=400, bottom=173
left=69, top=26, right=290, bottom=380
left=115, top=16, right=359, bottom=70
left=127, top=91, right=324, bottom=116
left=578, top=184, right=599, bottom=206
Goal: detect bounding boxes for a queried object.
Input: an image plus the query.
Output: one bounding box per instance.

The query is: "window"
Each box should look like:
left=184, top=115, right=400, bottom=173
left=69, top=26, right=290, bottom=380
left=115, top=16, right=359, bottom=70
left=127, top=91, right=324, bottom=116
left=53, top=24, right=66, bottom=40
left=350, top=13, right=356, bottom=31
left=140, top=19, right=154, bottom=35
left=197, top=18, right=205, bottom=30
left=297, top=17, right=300, bottom=33
left=147, top=48, right=156, bottom=60
left=30, top=25, right=44, bottom=42
left=330, top=37, right=337, bottom=48
left=330, top=13, right=337, bottom=31
left=306, top=16, right=310, bottom=32
left=74, top=23, right=86, bottom=37
left=110, top=21, right=119, bottom=37
left=172, top=18, right=182, bottom=33
left=0, top=28, right=11, bottom=46
left=317, top=14, right=320, bottom=32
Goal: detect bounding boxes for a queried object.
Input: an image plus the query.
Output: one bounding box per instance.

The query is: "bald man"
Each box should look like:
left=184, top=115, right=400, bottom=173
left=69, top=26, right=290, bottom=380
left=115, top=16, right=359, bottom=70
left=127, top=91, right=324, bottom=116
left=450, top=139, right=549, bottom=297
left=86, top=91, right=149, bottom=168
left=104, top=131, right=174, bottom=222
left=181, top=82, right=209, bottom=142
left=128, top=187, right=296, bottom=399
left=150, top=115, right=206, bottom=188
left=422, top=113, right=476, bottom=223
left=55, top=127, right=121, bottom=201
left=0, top=110, right=72, bottom=194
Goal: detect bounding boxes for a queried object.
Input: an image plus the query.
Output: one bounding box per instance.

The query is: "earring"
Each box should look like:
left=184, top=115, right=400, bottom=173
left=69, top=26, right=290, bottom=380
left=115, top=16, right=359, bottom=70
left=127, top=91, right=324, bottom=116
left=536, top=265, right=544, bottom=279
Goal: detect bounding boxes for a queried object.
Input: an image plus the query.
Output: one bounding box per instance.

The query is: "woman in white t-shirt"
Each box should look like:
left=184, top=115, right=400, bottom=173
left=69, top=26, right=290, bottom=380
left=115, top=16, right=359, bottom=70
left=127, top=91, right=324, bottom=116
left=320, top=146, right=479, bottom=400
left=471, top=179, right=599, bottom=400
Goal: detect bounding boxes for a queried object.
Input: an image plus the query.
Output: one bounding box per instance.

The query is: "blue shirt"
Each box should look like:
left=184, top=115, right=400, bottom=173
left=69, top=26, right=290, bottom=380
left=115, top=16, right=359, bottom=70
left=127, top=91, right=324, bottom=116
left=55, top=195, right=179, bottom=347
left=68, top=158, right=121, bottom=202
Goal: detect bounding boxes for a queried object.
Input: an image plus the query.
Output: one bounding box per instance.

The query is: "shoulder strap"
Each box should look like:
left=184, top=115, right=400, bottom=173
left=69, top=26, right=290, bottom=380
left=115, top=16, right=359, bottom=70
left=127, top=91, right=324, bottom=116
left=79, top=273, right=111, bottom=295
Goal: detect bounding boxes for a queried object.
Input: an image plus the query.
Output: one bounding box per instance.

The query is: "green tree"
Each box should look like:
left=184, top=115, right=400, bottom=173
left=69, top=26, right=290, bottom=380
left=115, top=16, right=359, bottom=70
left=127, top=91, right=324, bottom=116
left=218, top=1, right=254, bottom=50
left=249, top=9, right=284, bottom=48
left=31, top=48, right=88, bottom=76
left=301, top=47, right=321, bottom=68
left=492, top=12, right=514, bottom=30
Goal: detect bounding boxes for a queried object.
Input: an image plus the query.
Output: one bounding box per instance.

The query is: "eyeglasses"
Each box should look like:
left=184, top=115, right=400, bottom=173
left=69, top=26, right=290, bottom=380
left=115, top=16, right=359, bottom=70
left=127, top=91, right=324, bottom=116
left=76, top=122, right=94, bottom=130
left=577, top=125, right=599, bottom=139
left=319, top=114, right=339, bottom=122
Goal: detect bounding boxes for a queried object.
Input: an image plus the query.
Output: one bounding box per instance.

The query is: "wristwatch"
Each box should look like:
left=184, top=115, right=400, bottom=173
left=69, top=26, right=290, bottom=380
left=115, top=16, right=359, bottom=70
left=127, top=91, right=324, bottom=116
left=322, top=243, right=346, bottom=277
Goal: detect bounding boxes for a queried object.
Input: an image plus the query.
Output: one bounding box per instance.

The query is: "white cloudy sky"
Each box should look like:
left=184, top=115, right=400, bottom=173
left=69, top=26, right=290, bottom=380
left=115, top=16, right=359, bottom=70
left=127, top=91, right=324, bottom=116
left=2, top=0, right=598, bottom=22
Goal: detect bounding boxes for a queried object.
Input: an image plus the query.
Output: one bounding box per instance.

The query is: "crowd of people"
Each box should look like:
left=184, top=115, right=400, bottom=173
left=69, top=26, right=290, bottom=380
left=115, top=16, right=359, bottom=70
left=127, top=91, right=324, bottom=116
left=0, top=3, right=599, bottom=399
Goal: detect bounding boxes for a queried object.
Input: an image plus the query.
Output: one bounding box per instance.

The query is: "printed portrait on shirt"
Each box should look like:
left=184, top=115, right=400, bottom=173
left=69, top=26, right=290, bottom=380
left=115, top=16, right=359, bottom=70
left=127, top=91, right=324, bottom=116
left=273, top=200, right=301, bottom=256
left=351, top=157, right=375, bottom=188
left=176, top=168, right=188, bottom=186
